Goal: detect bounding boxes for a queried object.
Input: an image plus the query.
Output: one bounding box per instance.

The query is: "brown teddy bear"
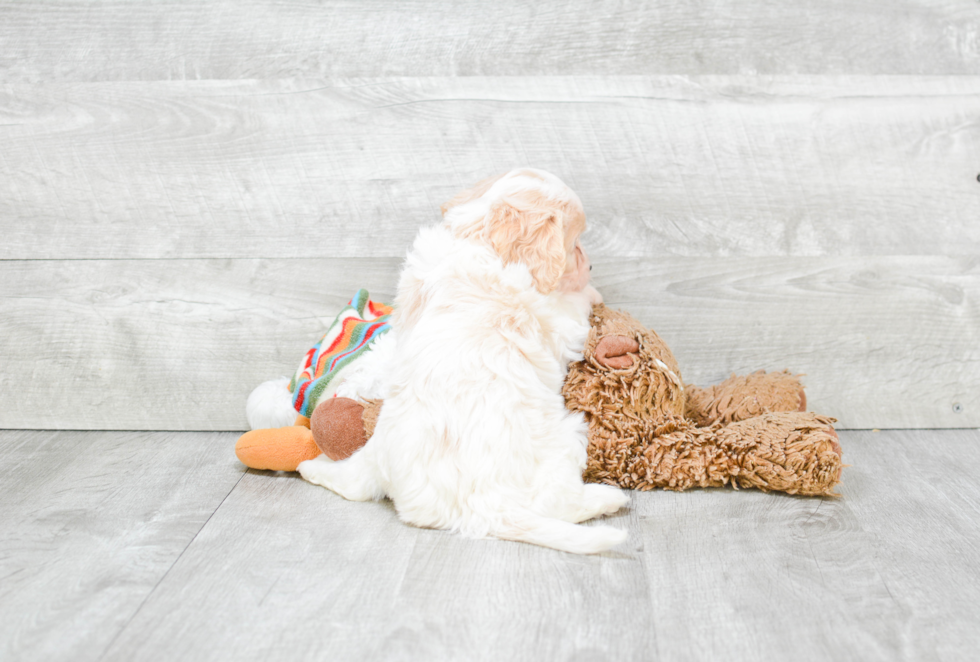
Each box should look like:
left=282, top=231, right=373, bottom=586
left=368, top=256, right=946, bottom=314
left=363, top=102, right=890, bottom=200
left=237, top=304, right=842, bottom=496
left=563, top=304, right=842, bottom=496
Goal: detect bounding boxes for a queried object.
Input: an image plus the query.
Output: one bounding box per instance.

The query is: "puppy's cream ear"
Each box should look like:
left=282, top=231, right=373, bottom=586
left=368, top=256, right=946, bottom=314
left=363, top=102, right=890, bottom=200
left=440, top=172, right=507, bottom=216
left=484, top=192, right=568, bottom=294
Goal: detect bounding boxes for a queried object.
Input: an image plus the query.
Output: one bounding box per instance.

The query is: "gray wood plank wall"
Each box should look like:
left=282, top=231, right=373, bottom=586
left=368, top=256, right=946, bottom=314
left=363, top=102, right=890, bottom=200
left=2, top=2, right=978, bottom=430
left=3, top=1, right=979, bottom=79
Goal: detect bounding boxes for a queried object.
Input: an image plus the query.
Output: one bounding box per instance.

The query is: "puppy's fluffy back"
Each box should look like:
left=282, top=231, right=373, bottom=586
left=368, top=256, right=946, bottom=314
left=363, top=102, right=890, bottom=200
left=369, top=224, right=593, bottom=536
left=300, top=169, right=628, bottom=554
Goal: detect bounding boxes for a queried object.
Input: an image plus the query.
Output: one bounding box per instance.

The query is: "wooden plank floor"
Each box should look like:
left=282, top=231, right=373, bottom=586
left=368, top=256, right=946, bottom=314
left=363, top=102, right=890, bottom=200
left=3, top=428, right=979, bottom=662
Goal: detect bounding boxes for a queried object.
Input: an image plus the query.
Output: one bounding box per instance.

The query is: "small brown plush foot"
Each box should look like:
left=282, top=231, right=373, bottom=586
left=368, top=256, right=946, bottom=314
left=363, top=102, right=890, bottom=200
left=594, top=335, right=640, bottom=369
left=310, top=397, right=374, bottom=461
left=718, top=412, right=843, bottom=496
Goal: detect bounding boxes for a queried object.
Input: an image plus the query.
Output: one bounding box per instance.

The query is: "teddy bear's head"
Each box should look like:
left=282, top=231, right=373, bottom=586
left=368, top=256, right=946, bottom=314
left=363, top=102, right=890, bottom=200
left=563, top=304, right=687, bottom=434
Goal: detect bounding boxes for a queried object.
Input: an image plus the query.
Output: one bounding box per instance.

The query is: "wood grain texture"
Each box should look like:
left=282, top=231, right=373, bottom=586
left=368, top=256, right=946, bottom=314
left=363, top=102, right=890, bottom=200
left=0, top=430, right=244, bottom=662
left=2, top=1, right=978, bottom=82
left=2, top=76, right=979, bottom=260
left=98, top=469, right=646, bottom=662
left=601, top=255, right=980, bottom=430
left=841, top=429, right=980, bottom=662
left=631, top=428, right=980, bottom=662
left=0, top=258, right=398, bottom=431
left=64, top=429, right=980, bottom=662
left=1, top=255, right=976, bottom=431
left=632, top=493, right=902, bottom=661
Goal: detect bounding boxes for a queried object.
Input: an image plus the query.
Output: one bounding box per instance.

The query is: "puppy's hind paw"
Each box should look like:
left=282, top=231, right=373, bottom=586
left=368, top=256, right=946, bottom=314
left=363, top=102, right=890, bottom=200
left=297, top=454, right=334, bottom=487
left=297, top=452, right=383, bottom=502
left=586, top=483, right=630, bottom=516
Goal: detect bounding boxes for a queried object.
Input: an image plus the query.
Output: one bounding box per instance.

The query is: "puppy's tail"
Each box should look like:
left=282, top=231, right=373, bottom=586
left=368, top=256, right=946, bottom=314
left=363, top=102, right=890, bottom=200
left=494, top=512, right=627, bottom=555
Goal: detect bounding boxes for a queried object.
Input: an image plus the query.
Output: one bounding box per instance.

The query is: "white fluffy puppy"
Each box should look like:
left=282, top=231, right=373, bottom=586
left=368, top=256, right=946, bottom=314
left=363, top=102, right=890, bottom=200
left=299, top=169, right=629, bottom=554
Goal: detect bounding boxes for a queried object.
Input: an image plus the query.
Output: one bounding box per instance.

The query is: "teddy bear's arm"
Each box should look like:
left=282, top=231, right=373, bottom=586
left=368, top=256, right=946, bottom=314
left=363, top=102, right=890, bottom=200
left=684, top=370, right=806, bottom=427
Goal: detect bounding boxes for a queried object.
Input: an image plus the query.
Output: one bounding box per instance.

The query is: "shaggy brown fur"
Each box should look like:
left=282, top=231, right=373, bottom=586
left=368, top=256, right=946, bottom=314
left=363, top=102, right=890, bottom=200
left=562, top=304, right=842, bottom=496
left=685, top=370, right=805, bottom=427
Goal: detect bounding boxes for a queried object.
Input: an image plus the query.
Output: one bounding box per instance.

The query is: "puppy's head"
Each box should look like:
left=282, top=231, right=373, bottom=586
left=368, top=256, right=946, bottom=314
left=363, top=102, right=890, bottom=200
left=441, top=169, right=588, bottom=294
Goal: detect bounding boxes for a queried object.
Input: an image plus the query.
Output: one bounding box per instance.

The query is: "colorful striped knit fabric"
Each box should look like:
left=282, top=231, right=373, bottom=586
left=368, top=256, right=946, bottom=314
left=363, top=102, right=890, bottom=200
left=289, top=289, right=393, bottom=418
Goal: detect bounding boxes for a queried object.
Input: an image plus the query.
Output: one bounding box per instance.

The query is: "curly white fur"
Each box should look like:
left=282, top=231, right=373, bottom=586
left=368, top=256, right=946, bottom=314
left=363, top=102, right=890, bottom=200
left=299, top=169, right=628, bottom=554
